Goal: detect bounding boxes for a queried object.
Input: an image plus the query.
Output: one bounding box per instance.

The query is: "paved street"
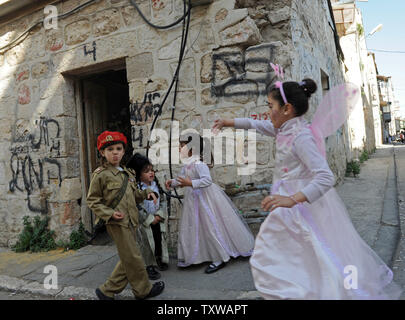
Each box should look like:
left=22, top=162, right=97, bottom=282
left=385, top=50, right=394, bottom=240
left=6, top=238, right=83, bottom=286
left=0, top=144, right=404, bottom=300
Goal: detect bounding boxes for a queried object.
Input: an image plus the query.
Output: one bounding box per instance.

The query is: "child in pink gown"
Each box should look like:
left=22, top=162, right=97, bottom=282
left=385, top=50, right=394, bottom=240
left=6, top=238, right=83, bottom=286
left=165, top=132, right=255, bottom=274
left=213, top=78, right=402, bottom=299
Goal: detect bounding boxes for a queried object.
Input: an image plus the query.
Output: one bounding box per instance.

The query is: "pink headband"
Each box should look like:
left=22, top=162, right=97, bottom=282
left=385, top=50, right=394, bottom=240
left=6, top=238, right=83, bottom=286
left=275, top=81, right=288, bottom=105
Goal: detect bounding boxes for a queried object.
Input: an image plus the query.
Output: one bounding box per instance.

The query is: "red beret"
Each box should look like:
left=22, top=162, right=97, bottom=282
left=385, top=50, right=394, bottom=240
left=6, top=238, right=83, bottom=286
left=97, top=131, right=127, bottom=151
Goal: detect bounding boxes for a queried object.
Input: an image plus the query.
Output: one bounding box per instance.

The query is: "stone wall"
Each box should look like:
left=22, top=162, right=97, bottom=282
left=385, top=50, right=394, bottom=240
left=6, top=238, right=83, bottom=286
left=0, top=0, right=347, bottom=251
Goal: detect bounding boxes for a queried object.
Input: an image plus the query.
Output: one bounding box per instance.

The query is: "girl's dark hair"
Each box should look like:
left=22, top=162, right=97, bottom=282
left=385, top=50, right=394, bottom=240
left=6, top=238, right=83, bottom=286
left=179, top=132, right=214, bottom=167
left=126, top=153, right=152, bottom=183
left=126, top=153, right=165, bottom=196
left=267, top=78, right=317, bottom=116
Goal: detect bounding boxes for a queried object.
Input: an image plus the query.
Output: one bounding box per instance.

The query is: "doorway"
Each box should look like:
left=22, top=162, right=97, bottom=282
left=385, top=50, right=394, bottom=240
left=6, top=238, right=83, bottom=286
left=78, top=68, right=132, bottom=243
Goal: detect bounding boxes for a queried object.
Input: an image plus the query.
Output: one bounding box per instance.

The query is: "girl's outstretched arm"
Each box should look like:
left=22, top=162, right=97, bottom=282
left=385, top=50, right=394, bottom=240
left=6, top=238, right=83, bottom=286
left=234, top=118, right=277, bottom=137
left=213, top=118, right=276, bottom=137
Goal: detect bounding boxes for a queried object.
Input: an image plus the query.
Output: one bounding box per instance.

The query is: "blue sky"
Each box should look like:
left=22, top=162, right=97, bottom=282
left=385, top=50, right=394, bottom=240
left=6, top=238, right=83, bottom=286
left=357, top=0, right=405, bottom=117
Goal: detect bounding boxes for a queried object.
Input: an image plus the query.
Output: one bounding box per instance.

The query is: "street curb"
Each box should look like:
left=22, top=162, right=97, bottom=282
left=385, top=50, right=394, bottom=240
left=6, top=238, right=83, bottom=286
left=0, top=274, right=262, bottom=300
left=392, top=147, right=405, bottom=298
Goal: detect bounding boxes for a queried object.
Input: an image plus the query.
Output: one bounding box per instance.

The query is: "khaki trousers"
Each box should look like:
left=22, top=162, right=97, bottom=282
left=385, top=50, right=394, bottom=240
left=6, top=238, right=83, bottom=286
left=100, top=224, right=152, bottom=298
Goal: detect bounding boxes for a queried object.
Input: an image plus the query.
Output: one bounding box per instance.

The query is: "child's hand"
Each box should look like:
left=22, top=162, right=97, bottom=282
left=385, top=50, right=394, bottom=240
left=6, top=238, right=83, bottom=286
left=261, top=195, right=296, bottom=212
left=165, top=180, right=172, bottom=190
left=212, top=119, right=225, bottom=134
left=176, top=176, right=192, bottom=187
left=147, top=192, right=158, bottom=204
left=151, top=216, right=162, bottom=225
left=112, top=211, right=125, bottom=220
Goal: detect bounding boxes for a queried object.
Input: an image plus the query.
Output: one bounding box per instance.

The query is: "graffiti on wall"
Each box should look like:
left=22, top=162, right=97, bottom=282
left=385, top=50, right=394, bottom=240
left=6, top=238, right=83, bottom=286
left=9, top=117, right=62, bottom=214
left=210, top=44, right=277, bottom=99
left=129, top=92, right=162, bottom=148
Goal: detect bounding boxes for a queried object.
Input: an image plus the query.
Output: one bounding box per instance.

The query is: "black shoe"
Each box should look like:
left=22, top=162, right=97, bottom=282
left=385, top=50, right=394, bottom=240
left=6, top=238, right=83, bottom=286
left=156, top=258, right=169, bottom=271
left=136, top=281, right=165, bottom=300
left=205, top=262, right=226, bottom=274
left=146, top=266, right=161, bottom=280
left=95, top=288, right=114, bottom=300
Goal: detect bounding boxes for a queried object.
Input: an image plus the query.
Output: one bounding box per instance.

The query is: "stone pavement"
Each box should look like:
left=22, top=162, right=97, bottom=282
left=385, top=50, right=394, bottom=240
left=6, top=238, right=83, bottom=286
left=0, top=145, right=404, bottom=300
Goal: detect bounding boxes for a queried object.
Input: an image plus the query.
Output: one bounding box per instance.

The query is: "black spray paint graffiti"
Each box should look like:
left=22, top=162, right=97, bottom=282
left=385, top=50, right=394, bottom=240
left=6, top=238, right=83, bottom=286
left=9, top=117, right=62, bottom=214
left=129, top=92, right=162, bottom=125
left=131, top=126, right=144, bottom=148
left=84, top=41, right=96, bottom=61
left=211, top=44, right=276, bottom=99
left=129, top=92, right=162, bottom=148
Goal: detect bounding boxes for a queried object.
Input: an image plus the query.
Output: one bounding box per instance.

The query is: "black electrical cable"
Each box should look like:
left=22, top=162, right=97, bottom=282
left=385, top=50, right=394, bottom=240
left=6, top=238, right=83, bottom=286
left=129, top=0, right=191, bottom=30
left=145, top=0, right=192, bottom=204
left=168, top=0, right=191, bottom=202
left=169, top=0, right=191, bottom=203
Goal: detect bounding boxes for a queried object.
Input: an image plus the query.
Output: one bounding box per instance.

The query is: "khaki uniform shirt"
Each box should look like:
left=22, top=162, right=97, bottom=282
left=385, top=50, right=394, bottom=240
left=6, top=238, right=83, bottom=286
left=86, top=164, right=154, bottom=228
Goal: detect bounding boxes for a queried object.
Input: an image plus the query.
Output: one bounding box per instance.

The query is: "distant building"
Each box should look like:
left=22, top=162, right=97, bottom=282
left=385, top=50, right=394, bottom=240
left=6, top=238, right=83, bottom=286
left=332, top=0, right=380, bottom=154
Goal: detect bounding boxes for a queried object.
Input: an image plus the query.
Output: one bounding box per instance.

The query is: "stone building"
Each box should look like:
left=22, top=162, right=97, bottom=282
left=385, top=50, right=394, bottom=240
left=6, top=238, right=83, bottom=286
left=0, top=0, right=349, bottom=250
left=378, top=75, right=398, bottom=140
left=332, top=0, right=380, bottom=156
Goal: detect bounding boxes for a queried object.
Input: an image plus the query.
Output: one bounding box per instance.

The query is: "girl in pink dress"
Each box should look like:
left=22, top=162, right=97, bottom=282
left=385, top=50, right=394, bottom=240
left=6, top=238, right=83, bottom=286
left=213, top=78, right=402, bottom=299
left=165, top=132, right=255, bottom=274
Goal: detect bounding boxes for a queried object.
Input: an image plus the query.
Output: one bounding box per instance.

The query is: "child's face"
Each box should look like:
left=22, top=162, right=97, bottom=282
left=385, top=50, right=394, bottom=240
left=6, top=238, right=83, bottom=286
left=140, top=165, right=155, bottom=184
left=100, top=143, right=125, bottom=166
left=267, top=93, right=291, bottom=129
left=179, top=142, right=191, bottom=159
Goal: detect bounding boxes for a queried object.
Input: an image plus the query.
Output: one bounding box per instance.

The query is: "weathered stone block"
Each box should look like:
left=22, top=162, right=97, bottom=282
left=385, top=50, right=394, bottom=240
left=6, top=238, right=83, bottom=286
left=32, top=62, right=50, bottom=79
left=268, top=6, right=290, bottom=25
left=201, top=87, right=217, bottom=106
left=158, top=37, right=182, bottom=60
left=5, top=42, right=26, bottom=66
left=45, top=28, right=64, bottom=52
left=92, top=8, right=122, bottom=36
left=65, top=19, right=91, bottom=45
left=17, top=84, right=30, bottom=105
left=14, top=65, right=30, bottom=84
left=207, top=106, right=245, bottom=122
left=151, top=0, right=173, bottom=20
left=137, top=25, right=162, bottom=50
left=59, top=178, right=82, bottom=201
left=170, top=58, right=195, bottom=89
left=129, top=80, right=145, bottom=103
left=181, top=113, right=203, bottom=132
left=188, top=22, right=215, bottom=54
left=145, top=78, right=168, bottom=92
left=213, top=165, right=241, bottom=187
left=127, top=53, right=154, bottom=81
left=78, top=0, right=108, bottom=15
left=219, top=16, right=262, bottom=47
left=200, top=53, right=212, bottom=84
left=211, top=47, right=244, bottom=84
left=224, top=82, right=259, bottom=104
left=216, top=8, right=248, bottom=31
left=215, top=8, right=228, bottom=22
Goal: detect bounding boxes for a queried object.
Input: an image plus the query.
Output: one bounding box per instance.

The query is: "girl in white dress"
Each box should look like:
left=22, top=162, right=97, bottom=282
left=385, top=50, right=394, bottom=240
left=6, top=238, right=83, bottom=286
left=165, top=133, right=255, bottom=274
left=212, top=78, right=402, bottom=299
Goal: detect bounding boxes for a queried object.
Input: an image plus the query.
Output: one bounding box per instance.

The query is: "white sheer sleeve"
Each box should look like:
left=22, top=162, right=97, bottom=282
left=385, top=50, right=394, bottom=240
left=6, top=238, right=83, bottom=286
left=234, top=118, right=277, bottom=137
left=293, top=133, right=335, bottom=203
left=191, top=163, right=212, bottom=189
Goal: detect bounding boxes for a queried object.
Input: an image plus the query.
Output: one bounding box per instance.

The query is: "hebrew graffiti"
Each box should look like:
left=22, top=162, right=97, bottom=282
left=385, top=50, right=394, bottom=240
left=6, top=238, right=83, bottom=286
left=9, top=116, right=62, bottom=214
